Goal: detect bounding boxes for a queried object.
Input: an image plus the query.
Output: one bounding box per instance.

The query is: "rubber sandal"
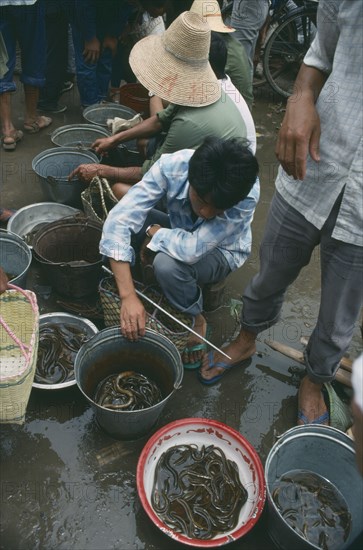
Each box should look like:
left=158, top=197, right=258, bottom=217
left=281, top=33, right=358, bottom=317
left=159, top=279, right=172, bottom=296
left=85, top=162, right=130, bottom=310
left=183, top=325, right=211, bottom=370
left=1, top=129, right=23, bottom=151
left=197, top=350, right=246, bottom=385
left=24, top=116, right=52, bottom=134
left=297, top=409, right=330, bottom=425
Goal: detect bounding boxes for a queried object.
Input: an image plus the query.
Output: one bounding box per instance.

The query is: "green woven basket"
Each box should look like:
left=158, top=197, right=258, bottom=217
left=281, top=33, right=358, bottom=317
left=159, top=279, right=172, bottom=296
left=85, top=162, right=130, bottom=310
left=99, top=277, right=194, bottom=352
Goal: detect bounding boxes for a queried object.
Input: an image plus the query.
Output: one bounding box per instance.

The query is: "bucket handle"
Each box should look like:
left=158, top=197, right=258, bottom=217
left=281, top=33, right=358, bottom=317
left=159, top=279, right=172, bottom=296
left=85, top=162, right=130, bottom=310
left=173, top=365, right=183, bottom=390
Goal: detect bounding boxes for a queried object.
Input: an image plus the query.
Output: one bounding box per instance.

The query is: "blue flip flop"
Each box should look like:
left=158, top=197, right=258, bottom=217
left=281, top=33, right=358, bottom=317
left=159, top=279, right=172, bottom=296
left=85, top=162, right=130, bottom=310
left=197, top=350, right=245, bottom=385
left=183, top=325, right=211, bottom=370
left=297, top=410, right=330, bottom=425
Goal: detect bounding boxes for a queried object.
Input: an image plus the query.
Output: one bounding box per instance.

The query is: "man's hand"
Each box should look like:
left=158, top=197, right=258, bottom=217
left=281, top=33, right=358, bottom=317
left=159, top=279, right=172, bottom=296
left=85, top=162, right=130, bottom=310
left=68, top=163, right=103, bottom=182
left=275, top=94, right=321, bottom=181
left=92, top=136, right=117, bottom=154
left=83, top=37, right=100, bottom=64
left=0, top=267, right=8, bottom=294
left=120, top=294, right=146, bottom=341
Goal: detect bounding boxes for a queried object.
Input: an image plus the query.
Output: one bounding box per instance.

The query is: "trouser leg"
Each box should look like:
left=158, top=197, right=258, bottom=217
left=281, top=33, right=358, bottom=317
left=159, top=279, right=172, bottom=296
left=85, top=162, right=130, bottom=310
left=153, top=249, right=231, bottom=316
left=40, top=10, right=68, bottom=104
left=241, top=191, right=320, bottom=332
left=305, top=198, right=363, bottom=383
left=231, top=0, right=269, bottom=70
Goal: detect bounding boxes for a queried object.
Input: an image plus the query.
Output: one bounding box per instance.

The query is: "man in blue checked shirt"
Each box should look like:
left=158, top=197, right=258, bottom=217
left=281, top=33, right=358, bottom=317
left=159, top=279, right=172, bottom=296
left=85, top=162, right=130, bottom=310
left=100, top=137, right=259, bottom=369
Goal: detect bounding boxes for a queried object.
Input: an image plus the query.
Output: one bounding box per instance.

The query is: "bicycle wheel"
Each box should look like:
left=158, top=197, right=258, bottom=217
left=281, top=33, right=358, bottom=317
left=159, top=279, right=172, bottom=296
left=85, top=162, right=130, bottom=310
left=263, top=7, right=317, bottom=98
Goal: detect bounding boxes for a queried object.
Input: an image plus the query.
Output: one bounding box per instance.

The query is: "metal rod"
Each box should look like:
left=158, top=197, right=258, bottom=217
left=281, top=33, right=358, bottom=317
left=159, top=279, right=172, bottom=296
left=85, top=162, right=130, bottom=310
left=102, top=266, right=232, bottom=360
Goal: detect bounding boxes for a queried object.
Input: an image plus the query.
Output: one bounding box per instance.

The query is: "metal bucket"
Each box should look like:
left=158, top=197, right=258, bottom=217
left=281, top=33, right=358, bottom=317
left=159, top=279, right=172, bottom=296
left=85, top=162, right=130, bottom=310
left=265, top=425, right=363, bottom=550
left=74, top=327, right=184, bottom=440
left=7, top=202, right=80, bottom=247
left=50, top=124, right=111, bottom=148
left=32, top=217, right=103, bottom=299
left=82, top=102, right=137, bottom=127
left=0, top=229, right=32, bottom=288
left=82, top=102, right=138, bottom=152
left=32, top=147, right=99, bottom=208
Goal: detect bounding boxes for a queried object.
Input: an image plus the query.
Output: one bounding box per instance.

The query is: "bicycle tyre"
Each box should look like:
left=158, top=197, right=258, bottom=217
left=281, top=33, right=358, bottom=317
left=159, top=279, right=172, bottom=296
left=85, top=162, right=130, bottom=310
left=263, top=7, right=317, bottom=98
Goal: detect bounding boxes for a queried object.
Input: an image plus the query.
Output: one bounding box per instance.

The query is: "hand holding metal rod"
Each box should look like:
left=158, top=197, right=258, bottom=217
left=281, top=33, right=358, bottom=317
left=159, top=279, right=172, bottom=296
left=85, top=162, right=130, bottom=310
left=102, top=266, right=232, bottom=360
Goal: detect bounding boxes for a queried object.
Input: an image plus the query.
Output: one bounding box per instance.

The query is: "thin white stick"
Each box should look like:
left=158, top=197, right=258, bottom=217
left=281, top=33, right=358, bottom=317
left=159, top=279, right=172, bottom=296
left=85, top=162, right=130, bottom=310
left=102, top=266, right=232, bottom=360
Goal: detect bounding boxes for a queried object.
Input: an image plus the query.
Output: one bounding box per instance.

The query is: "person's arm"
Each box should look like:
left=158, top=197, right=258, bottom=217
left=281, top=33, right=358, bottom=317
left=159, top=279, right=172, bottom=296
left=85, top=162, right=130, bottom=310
left=110, top=258, right=146, bottom=340
left=275, top=63, right=327, bottom=181
left=92, top=114, right=162, bottom=154
left=99, top=159, right=169, bottom=338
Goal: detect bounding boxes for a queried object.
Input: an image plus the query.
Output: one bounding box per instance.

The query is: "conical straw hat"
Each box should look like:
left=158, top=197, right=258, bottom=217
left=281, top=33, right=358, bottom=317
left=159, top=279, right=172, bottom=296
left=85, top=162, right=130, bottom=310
left=129, top=11, right=221, bottom=107
left=190, top=0, right=235, bottom=33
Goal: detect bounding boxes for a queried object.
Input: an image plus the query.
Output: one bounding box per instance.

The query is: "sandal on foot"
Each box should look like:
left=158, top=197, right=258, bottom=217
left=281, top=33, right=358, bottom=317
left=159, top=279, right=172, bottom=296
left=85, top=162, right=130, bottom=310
left=24, top=116, right=52, bottom=134
left=297, top=409, right=330, bottom=425
left=1, top=129, right=23, bottom=151
left=197, top=350, right=246, bottom=385
left=183, top=325, right=211, bottom=370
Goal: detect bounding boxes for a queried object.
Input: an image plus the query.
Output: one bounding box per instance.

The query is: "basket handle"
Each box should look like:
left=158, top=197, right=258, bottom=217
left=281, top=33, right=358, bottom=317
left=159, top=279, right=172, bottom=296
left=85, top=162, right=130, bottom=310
left=0, top=283, right=38, bottom=360
left=90, top=176, right=115, bottom=219
left=7, top=283, right=38, bottom=313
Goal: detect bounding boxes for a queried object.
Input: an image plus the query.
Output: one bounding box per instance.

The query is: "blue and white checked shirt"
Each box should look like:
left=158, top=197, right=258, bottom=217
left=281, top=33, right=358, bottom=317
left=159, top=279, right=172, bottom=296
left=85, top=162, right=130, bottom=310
left=100, top=149, right=260, bottom=270
left=276, top=0, right=363, bottom=247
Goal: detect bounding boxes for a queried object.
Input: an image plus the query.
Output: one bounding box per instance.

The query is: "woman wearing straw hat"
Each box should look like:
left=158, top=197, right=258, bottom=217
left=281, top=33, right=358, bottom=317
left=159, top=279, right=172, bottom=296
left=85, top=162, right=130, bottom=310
left=69, top=12, right=250, bottom=199
left=100, top=136, right=259, bottom=369
left=190, top=0, right=252, bottom=108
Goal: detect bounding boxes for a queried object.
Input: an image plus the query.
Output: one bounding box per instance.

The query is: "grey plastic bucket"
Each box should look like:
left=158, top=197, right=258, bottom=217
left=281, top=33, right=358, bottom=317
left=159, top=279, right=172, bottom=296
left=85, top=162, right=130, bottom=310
left=32, top=147, right=99, bottom=208
left=74, top=327, right=184, bottom=440
left=265, top=425, right=363, bottom=550
left=0, top=229, right=32, bottom=288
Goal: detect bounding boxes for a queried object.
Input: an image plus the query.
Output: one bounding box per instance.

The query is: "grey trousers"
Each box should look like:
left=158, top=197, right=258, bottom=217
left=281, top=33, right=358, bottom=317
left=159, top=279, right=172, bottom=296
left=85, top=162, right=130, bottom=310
left=241, top=192, right=363, bottom=383
left=153, top=249, right=231, bottom=316
left=231, top=0, right=270, bottom=70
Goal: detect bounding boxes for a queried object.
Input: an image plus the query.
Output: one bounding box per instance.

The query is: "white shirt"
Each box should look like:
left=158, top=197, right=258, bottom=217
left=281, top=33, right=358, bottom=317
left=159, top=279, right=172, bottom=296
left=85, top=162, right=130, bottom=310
left=221, top=75, right=256, bottom=153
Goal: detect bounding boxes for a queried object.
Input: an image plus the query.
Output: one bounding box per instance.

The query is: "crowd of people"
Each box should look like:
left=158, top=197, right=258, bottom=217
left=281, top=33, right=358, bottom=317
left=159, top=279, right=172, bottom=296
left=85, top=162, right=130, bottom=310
left=0, top=0, right=362, bottom=448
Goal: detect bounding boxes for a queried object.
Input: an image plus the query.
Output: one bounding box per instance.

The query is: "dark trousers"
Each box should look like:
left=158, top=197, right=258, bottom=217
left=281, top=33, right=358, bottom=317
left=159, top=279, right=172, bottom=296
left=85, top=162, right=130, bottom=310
left=39, top=5, right=69, bottom=104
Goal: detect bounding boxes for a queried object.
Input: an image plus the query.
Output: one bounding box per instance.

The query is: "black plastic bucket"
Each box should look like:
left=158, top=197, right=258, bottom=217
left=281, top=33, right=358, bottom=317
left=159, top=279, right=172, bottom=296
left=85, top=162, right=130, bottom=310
left=32, top=217, right=103, bottom=298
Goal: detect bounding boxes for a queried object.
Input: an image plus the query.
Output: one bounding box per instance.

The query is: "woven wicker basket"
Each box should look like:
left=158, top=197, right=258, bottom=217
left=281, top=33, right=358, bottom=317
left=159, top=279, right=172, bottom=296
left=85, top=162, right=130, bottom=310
left=81, top=176, right=118, bottom=224
left=99, top=277, right=193, bottom=352
left=0, top=284, right=39, bottom=424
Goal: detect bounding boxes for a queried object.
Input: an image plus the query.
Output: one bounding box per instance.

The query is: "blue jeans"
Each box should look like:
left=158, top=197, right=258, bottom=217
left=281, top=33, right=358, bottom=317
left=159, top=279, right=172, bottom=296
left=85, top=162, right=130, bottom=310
left=0, top=1, right=46, bottom=93
left=241, top=192, right=363, bottom=383
left=71, top=27, right=113, bottom=107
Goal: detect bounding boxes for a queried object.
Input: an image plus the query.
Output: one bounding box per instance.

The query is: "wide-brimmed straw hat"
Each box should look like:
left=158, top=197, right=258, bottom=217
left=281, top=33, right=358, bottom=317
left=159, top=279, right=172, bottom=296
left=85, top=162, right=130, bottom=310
left=190, top=0, right=235, bottom=33
left=129, top=11, right=221, bottom=107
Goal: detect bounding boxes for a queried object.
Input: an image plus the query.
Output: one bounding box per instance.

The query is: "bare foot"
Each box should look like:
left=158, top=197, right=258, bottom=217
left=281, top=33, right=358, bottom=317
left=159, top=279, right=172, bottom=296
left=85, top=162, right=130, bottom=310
left=182, top=314, right=207, bottom=365
left=297, top=375, right=328, bottom=425
left=199, top=329, right=256, bottom=382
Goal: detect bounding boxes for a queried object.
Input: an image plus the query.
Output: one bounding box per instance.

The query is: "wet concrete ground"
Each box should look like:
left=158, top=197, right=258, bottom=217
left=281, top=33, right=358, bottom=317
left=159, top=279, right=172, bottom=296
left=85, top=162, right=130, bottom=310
left=1, top=82, right=362, bottom=550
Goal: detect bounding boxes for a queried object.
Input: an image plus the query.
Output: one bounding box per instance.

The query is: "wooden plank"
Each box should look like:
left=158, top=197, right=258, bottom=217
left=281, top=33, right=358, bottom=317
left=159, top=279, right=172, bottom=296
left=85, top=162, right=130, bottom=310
left=264, top=339, right=352, bottom=387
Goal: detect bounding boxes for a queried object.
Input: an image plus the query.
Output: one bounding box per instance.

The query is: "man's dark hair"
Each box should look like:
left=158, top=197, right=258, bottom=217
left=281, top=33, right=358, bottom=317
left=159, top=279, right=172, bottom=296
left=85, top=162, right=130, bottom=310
left=209, top=31, right=227, bottom=80
left=188, top=137, right=259, bottom=210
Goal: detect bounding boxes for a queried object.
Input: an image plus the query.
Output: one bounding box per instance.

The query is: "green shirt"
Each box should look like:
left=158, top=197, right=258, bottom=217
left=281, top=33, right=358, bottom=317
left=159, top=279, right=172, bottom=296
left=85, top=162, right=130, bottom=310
left=223, top=34, right=253, bottom=110
left=142, top=90, right=247, bottom=174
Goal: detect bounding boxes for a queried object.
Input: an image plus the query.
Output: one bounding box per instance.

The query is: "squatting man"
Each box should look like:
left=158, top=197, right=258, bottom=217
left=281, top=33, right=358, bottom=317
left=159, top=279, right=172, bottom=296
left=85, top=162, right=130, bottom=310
left=99, top=136, right=259, bottom=371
